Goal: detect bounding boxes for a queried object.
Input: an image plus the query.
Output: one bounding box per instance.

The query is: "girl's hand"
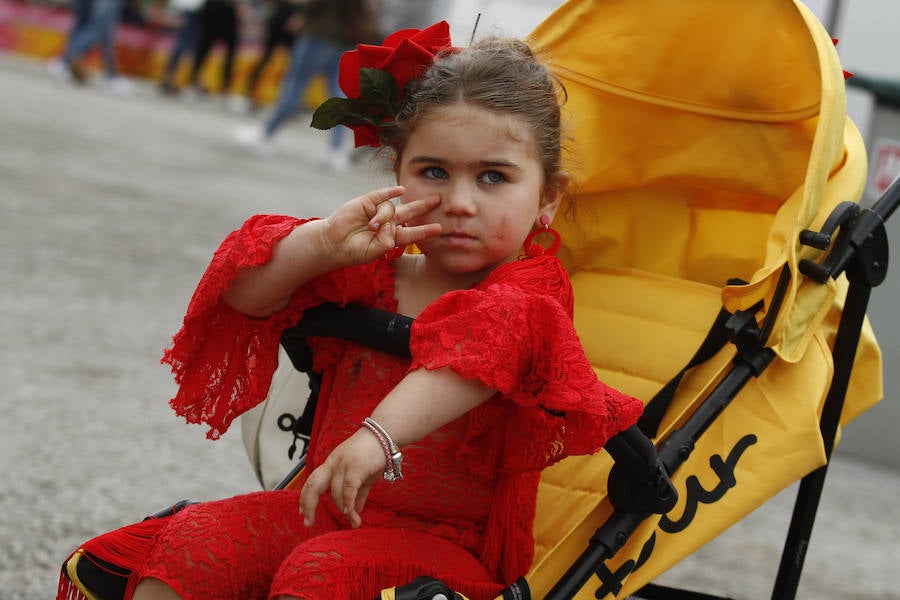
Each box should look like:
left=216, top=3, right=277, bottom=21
left=323, top=186, right=441, bottom=266
left=299, top=428, right=386, bottom=529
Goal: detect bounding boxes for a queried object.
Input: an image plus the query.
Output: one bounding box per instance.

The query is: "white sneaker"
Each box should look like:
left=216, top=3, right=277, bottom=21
left=47, top=59, right=76, bottom=85
left=233, top=123, right=273, bottom=157
left=105, top=76, right=135, bottom=97
left=318, top=149, right=349, bottom=172
left=225, top=94, right=252, bottom=114
left=330, top=151, right=350, bottom=172
left=182, top=86, right=209, bottom=103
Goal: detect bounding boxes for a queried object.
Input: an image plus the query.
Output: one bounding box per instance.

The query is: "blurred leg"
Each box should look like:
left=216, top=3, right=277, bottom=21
left=62, top=0, right=98, bottom=63
left=188, top=2, right=215, bottom=89
left=262, top=35, right=321, bottom=137
left=244, top=8, right=284, bottom=100
left=93, top=0, right=124, bottom=78
left=263, top=35, right=344, bottom=138
left=161, top=9, right=200, bottom=87
left=218, top=2, right=238, bottom=93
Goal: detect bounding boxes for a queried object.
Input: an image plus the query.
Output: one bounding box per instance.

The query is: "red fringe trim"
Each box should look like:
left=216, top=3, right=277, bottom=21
left=56, top=517, right=169, bottom=600
left=81, top=517, right=166, bottom=570
left=57, top=560, right=92, bottom=600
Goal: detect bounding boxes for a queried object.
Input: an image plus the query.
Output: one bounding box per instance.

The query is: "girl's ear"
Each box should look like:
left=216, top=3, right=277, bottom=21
left=538, top=172, right=569, bottom=223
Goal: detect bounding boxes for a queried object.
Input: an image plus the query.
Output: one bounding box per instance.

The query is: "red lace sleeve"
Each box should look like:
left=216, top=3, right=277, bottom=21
left=160, top=215, right=391, bottom=440
left=410, top=256, right=643, bottom=470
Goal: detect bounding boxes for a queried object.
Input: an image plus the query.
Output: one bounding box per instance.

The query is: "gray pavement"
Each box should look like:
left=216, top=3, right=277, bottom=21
left=1, top=52, right=898, bottom=599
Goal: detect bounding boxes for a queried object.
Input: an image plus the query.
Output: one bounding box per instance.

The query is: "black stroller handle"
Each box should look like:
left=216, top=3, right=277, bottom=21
left=874, top=174, right=900, bottom=221
left=282, top=302, right=413, bottom=360
left=799, top=174, right=899, bottom=285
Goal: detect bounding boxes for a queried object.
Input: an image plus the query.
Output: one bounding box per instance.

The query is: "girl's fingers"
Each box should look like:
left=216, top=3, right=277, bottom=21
left=395, top=194, right=441, bottom=222
left=354, top=482, right=373, bottom=517
left=374, top=185, right=406, bottom=202
left=330, top=470, right=346, bottom=515
left=344, top=476, right=373, bottom=529
left=365, top=186, right=405, bottom=229
left=396, top=222, right=442, bottom=247
left=347, top=507, right=362, bottom=529
left=302, top=435, right=376, bottom=528
left=299, top=465, right=331, bottom=527
left=341, top=477, right=360, bottom=523
left=374, top=222, right=399, bottom=249
left=370, top=193, right=439, bottom=231
left=325, top=458, right=364, bottom=519
left=345, top=508, right=362, bottom=529
left=368, top=200, right=398, bottom=231
left=365, top=185, right=405, bottom=211
left=378, top=195, right=441, bottom=247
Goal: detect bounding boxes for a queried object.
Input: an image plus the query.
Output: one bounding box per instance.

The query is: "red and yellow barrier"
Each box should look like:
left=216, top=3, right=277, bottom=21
left=0, top=0, right=326, bottom=106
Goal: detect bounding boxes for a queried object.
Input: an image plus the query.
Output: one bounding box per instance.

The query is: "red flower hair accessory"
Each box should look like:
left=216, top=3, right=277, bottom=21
left=311, top=21, right=454, bottom=147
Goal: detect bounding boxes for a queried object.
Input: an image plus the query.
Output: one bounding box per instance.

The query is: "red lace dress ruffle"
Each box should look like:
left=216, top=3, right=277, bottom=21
left=145, top=214, right=643, bottom=600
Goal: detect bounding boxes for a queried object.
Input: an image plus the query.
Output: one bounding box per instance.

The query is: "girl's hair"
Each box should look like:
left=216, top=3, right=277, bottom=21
left=388, top=37, right=567, bottom=184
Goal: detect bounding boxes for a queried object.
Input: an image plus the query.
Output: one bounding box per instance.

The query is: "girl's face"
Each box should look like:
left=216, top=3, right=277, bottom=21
left=397, top=103, right=562, bottom=279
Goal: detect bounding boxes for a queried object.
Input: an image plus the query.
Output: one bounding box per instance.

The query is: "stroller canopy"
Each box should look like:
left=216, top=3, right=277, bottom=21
left=534, top=0, right=872, bottom=365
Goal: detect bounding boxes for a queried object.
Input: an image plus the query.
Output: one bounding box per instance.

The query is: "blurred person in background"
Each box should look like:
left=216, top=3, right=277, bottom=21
left=121, top=0, right=148, bottom=26
left=238, top=0, right=305, bottom=112
left=157, top=0, right=205, bottom=95
left=47, top=0, right=135, bottom=95
left=233, top=0, right=380, bottom=168
left=183, top=0, right=244, bottom=105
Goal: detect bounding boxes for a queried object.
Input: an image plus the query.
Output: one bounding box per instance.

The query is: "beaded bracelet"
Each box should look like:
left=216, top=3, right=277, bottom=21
left=360, top=417, right=403, bottom=483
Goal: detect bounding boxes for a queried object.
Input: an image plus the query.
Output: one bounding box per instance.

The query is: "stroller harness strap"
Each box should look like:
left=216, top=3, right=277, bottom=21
left=636, top=305, right=733, bottom=439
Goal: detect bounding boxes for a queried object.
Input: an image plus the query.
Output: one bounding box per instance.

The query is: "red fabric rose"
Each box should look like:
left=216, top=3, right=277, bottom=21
left=334, top=21, right=454, bottom=146
left=348, top=116, right=382, bottom=148
left=339, top=21, right=453, bottom=98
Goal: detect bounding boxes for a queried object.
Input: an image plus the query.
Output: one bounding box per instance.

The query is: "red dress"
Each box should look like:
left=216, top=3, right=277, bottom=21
left=138, top=215, right=643, bottom=600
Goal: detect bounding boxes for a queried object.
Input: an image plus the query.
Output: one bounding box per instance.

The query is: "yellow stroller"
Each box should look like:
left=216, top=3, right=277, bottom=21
left=60, top=0, right=896, bottom=599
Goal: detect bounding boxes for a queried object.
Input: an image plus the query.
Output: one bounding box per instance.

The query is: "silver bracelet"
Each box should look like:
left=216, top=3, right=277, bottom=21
left=360, top=417, right=403, bottom=483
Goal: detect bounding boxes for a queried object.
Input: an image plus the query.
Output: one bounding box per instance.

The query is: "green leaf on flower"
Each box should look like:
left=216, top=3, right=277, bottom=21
left=310, top=68, right=401, bottom=132
left=311, top=97, right=377, bottom=130
left=358, top=68, right=398, bottom=110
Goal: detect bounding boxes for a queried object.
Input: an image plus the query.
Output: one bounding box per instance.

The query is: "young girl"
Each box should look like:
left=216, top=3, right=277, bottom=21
left=129, top=22, right=643, bottom=600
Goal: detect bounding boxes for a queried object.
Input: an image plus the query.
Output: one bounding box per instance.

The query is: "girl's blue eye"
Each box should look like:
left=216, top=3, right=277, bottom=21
left=480, top=171, right=506, bottom=184
left=423, top=166, right=448, bottom=180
